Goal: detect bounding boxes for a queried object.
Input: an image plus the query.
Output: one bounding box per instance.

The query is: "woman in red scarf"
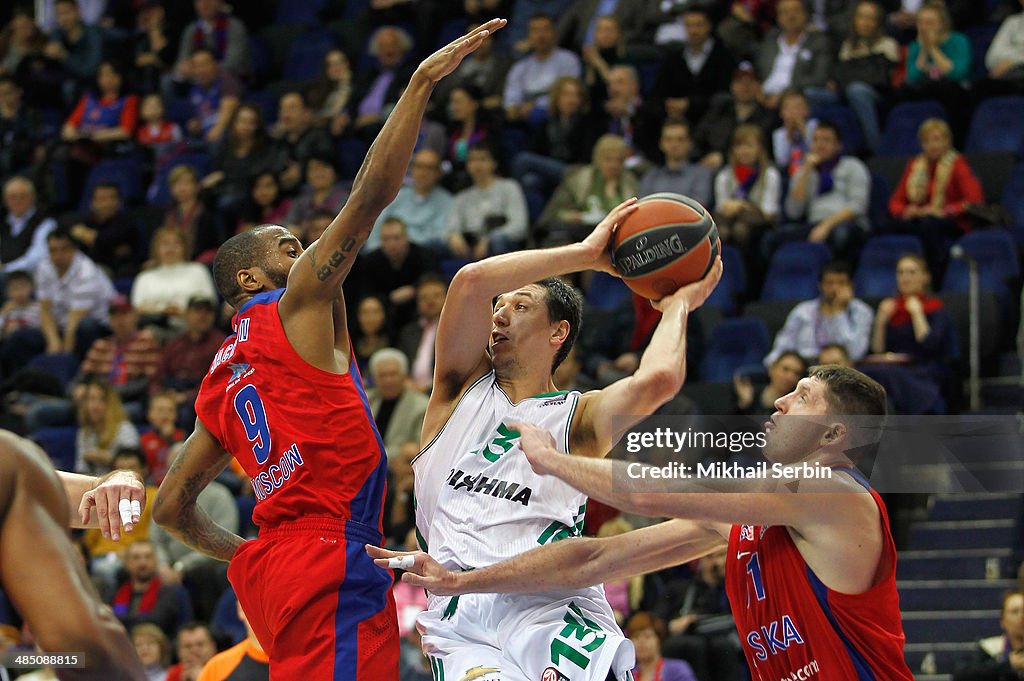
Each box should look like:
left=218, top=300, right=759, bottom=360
left=888, top=118, right=983, bottom=276
left=865, top=253, right=956, bottom=413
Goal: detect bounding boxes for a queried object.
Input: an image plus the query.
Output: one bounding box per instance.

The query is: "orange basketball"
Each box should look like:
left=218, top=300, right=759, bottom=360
left=610, top=193, right=719, bottom=300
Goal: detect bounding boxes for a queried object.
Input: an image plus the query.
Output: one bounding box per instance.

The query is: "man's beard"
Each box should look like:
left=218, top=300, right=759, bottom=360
left=265, top=266, right=290, bottom=290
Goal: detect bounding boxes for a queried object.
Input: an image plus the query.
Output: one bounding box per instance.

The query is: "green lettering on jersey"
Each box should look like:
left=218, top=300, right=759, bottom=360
left=474, top=423, right=521, bottom=463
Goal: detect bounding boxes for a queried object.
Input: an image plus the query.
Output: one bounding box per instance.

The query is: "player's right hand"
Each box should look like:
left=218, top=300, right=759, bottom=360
left=581, top=197, right=638, bottom=275
left=416, top=18, right=506, bottom=84
left=80, top=469, right=146, bottom=541
left=365, top=545, right=462, bottom=596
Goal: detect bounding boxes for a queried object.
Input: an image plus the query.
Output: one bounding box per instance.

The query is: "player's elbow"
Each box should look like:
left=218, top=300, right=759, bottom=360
left=637, top=365, right=685, bottom=405
left=449, top=261, right=484, bottom=292
left=151, top=486, right=181, bottom=529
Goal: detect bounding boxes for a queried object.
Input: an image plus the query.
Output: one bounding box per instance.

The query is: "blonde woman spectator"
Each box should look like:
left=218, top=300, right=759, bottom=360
left=539, top=133, right=639, bottom=242
left=888, top=118, right=983, bottom=274
left=130, top=228, right=216, bottom=326
left=832, top=1, right=900, bottom=152
left=713, top=124, right=781, bottom=267
left=132, top=623, right=171, bottom=681
left=75, top=378, right=139, bottom=474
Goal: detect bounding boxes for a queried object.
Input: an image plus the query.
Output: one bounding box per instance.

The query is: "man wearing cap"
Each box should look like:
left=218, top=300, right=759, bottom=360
left=150, top=297, right=225, bottom=409
left=79, top=295, right=161, bottom=404
left=692, top=63, right=775, bottom=169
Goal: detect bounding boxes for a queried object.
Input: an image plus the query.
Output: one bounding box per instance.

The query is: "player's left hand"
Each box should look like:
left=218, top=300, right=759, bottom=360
left=365, top=545, right=462, bottom=595
left=508, top=421, right=560, bottom=477
left=80, top=470, right=146, bottom=541
left=416, top=18, right=507, bottom=84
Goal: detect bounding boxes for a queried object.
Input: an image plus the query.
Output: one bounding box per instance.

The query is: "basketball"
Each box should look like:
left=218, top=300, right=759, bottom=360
left=610, top=193, right=720, bottom=300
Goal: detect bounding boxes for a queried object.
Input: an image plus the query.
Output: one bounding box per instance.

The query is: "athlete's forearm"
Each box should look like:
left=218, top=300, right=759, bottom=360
left=633, top=299, right=690, bottom=395
left=58, top=471, right=97, bottom=527
left=454, top=537, right=603, bottom=594
left=453, top=243, right=599, bottom=302
left=541, top=449, right=654, bottom=517
left=161, top=505, right=243, bottom=562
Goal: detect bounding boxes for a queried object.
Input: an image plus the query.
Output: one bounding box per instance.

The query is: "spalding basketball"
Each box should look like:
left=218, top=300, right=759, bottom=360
left=610, top=192, right=719, bottom=300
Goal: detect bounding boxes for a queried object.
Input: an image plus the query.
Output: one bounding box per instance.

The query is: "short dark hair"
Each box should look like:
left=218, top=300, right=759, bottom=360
left=4, top=270, right=33, bottom=286
left=529, top=12, right=554, bottom=25
left=821, top=260, right=851, bottom=280
left=47, top=228, right=74, bottom=245
left=819, top=343, right=850, bottom=361
left=625, top=612, right=667, bottom=640
left=176, top=622, right=214, bottom=642
left=773, top=350, right=807, bottom=371
left=380, top=216, right=407, bottom=232
left=112, top=446, right=147, bottom=470
left=535, top=278, right=583, bottom=373
left=815, top=120, right=843, bottom=143
left=466, top=141, right=496, bottom=159
left=416, top=272, right=447, bottom=291
left=808, top=365, right=887, bottom=417
left=213, top=226, right=275, bottom=308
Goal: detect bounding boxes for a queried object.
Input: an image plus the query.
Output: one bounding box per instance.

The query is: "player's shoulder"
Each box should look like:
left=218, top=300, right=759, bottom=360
left=0, top=431, right=50, bottom=474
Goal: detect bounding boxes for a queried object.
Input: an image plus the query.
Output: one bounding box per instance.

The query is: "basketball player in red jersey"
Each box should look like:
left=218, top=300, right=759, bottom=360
left=151, top=19, right=506, bottom=681
left=372, top=365, right=915, bottom=681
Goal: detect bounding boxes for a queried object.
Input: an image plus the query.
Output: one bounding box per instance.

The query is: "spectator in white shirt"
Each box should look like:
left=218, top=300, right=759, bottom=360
left=35, top=228, right=116, bottom=356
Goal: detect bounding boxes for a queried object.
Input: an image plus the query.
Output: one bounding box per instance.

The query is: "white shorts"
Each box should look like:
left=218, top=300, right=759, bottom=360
left=417, top=587, right=635, bottom=681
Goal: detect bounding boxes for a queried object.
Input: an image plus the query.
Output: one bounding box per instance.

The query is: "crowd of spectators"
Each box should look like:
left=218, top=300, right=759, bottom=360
left=0, top=0, right=1023, bottom=678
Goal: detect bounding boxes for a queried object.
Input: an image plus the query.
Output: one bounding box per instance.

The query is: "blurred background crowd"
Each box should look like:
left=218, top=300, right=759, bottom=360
left=0, top=0, right=1022, bottom=679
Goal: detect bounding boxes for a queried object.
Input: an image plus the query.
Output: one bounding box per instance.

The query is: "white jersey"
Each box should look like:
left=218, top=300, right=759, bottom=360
left=413, top=371, right=635, bottom=681
left=413, top=371, right=587, bottom=570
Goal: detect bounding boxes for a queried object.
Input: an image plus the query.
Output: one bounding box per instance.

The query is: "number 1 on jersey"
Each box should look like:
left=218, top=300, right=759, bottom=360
left=234, top=384, right=271, bottom=464
left=746, top=553, right=766, bottom=601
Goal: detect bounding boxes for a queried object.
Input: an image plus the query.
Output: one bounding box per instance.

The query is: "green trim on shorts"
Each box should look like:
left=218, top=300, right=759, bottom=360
left=441, top=595, right=460, bottom=620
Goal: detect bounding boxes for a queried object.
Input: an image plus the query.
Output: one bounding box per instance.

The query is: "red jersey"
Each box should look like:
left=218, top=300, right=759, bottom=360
left=195, top=289, right=388, bottom=530
left=725, top=466, right=914, bottom=681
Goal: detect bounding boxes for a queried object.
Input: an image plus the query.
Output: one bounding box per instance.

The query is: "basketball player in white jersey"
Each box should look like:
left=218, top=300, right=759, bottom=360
left=410, top=196, right=722, bottom=681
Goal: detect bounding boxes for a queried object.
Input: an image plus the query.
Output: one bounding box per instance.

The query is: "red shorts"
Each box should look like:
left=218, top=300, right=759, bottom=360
left=228, top=517, right=399, bottom=681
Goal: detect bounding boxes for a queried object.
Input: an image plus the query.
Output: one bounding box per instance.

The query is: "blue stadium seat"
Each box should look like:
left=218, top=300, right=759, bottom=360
left=30, top=426, right=77, bottom=471
left=880, top=100, right=945, bottom=156
left=1001, top=161, right=1024, bottom=228
left=282, top=30, right=338, bottom=81
left=148, top=151, right=212, bottom=207
left=274, top=0, right=329, bottom=25
left=165, top=98, right=192, bottom=127
left=813, top=103, right=864, bottom=154
left=440, top=258, right=470, bottom=282
left=434, top=18, right=468, bottom=51
left=248, top=34, right=273, bottom=85
left=246, top=89, right=279, bottom=127
left=699, top=317, right=770, bottom=381
left=584, top=271, right=631, bottom=312
left=210, top=587, right=246, bottom=645
left=704, top=244, right=745, bottom=315
left=965, top=96, right=1024, bottom=154
left=760, top=242, right=831, bottom=302
left=336, top=137, right=369, bottom=181
left=854, top=234, right=924, bottom=298
left=80, top=157, right=142, bottom=210
left=867, top=171, right=892, bottom=232
left=941, top=229, right=1020, bottom=306
left=27, top=352, right=79, bottom=390
left=965, top=24, right=999, bottom=80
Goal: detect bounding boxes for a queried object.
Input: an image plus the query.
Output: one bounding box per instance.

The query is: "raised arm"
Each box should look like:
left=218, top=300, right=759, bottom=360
left=367, top=518, right=725, bottom=596
left=0, top=434, right=146, bottom=680
left=281, top=19, right=506, bottom=310
left=152, top=419, right=243, bottom=562
left=570, top=257, right=722, bottom=458
left=429, top=198, right=639, bottom=403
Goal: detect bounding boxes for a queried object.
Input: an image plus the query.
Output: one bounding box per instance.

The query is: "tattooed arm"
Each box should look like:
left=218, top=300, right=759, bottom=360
left=152, top=419, right=244, bottom=561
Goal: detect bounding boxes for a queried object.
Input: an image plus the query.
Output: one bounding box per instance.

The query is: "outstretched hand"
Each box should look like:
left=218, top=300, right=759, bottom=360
left=365, top=545, right=462, bottom=595
left=581, top=197, right=639, bottom=275
left=417, top=18, right=507, bottom=84
left=80, top=470, right=146, bottom=541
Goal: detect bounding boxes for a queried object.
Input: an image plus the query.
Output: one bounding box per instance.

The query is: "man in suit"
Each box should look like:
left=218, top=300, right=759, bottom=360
left=755, top=0, right=832, bottom=109
left=365, top=348, right=429, bottom=457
